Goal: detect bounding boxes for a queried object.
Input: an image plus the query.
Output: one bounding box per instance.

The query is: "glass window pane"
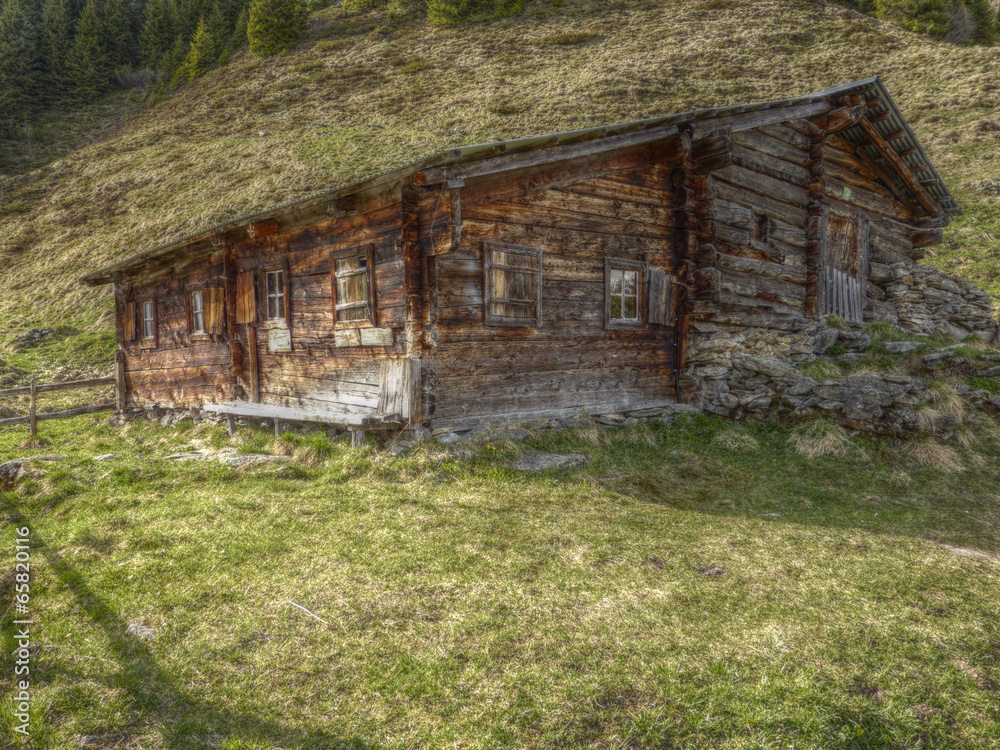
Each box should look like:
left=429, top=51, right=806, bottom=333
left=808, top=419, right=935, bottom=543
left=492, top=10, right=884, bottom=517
left=623, top=270, right=637, bottom=295
left=611, top=296, right=622, bottom=319
left=624, top=296, right=636, bottom=319
left=610, top=269, right=623, bottom=294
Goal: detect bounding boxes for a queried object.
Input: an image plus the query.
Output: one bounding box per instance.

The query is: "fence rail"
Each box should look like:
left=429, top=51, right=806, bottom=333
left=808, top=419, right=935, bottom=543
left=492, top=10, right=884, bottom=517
left=0, top=375, right=116, bottom=435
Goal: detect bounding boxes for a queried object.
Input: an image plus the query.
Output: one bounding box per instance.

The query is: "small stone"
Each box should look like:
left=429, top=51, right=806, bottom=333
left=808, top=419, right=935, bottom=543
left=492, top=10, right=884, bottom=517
left=79, top=736, right=101, bottom=748
left=0, top=460, right=27, bottom=489
left=884, top=341, right=924, bottom=354
left=813, top=328, right=840, bottom=354
left=434, top=432, right=461, bottom=445
left=514, top=453, right=588, bottom=471
left=837, top=352, right=867, bottom=362
left=388, top=441, right=412, bottom=457
left=505, top=428, right=531, bottom=441
left=94, top=453, right=116, bottom=461
left=698, top=566, right=725, bottom=577
left=124, top=623, right=157, bottom=641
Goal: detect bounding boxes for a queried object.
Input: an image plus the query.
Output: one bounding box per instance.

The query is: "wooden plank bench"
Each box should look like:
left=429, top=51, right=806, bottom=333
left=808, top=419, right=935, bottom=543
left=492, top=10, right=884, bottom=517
left=202, top=401, right=402, bottom=447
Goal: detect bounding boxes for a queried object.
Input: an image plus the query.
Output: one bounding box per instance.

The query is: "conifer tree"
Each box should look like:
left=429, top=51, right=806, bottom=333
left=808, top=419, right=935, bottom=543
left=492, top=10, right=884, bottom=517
left=230, top=4, right=248, bottom=49
left=67, top=0, right=110, bottom=102
left=179, top=16, right=217, bottom=81
left=140, top=0, right=175, bottom=67
left=40, top=0, right=74, bottom=102
left=0, top=0, right=41, bottom=136
left=247, top=0, right=306, bottom=56
left=100, top=0, right=138, bottom=71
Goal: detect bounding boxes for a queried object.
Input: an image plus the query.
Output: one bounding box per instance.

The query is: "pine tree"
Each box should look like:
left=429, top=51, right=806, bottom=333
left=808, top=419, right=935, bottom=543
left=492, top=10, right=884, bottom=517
left=100, top=0, right=138, bottom=72
left=0, top=0, right=42, bottom=137
left=140, top=0, right=176, bottom=67
left=960, top=0, right=997, bottom=44
left=66, top=0, right=110, bottom=102
left=247, top=0, right=306, bottom=56
left=40, top=0, right=74, bottom=103
left=162, top=33, right=188, bottom=90
left=179, top=16, right=217, bottom=81
left=230, top=4, right=248, bottom=49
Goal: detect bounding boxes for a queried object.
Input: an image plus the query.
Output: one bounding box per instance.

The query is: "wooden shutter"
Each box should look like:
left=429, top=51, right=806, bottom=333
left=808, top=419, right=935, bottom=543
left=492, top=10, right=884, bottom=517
left=647, top=269, right=675, bottom=326
left=207, top=287, right=226, bottom=334
left=185, top=292, right=194, bottom=335
left=123, top=301, right=137, bottom=341
left=330, top=243, right=376, bottom=326
left=236, top=272, right=255, bottom=324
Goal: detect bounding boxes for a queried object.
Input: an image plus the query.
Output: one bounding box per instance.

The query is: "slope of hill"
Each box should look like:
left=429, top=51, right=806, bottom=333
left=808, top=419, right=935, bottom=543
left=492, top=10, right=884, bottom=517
left=1, top=0, right=999, bottom=364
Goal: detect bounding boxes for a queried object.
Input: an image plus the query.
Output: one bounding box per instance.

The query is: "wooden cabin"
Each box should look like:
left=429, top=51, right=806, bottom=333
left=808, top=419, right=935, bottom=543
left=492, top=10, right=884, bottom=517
left=82, top=77, right=959, bottom=435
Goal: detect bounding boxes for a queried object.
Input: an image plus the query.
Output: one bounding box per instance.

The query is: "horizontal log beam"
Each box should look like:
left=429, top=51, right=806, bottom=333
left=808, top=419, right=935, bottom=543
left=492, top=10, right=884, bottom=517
left=0, top=402, right=116, bottom=427
left=0, top=377, right=115, bottom=398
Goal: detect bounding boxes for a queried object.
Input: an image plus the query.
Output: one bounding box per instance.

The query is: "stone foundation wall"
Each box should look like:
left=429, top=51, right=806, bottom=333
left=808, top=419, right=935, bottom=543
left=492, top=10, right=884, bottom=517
left=868, top=261, right=999, bottom=342
left=686, top=260, right=1000, bottom=438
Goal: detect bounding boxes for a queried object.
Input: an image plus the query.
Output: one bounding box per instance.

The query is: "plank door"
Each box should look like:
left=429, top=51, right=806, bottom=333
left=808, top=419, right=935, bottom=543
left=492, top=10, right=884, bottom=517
left=820, top=209, right=869, bottom=324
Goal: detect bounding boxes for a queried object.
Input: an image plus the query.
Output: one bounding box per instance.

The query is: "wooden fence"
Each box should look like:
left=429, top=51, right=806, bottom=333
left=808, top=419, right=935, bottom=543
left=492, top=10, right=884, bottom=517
left=0, top=375, right=116, bottom=436
left=821, top=267, right=864, bottom=324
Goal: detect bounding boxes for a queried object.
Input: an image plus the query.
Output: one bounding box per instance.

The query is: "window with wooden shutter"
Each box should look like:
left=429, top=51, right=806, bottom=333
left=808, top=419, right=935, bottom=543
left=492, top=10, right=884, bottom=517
left=605, top=258, right=646, bottom=330
left=647, top=269, right=676, bottom=327
left=484, top=241, right=542, bottom=327
left=236, top=272, right=256, bottom=324
left=123, top=301, right=137, bottom=341
left=331, top=244, right=375, bottom=327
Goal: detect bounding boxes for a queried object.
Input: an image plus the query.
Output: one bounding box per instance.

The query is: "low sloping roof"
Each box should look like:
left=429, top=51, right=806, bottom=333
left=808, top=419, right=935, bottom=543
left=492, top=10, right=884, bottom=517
left=82, top=76, right=956, bottom=286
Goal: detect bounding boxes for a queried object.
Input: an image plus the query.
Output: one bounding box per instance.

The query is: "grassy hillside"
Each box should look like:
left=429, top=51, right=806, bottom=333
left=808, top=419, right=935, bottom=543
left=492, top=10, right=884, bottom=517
left=1, top=413, right=999, bottom=748
left=1, top=0, right=1000, bottom=371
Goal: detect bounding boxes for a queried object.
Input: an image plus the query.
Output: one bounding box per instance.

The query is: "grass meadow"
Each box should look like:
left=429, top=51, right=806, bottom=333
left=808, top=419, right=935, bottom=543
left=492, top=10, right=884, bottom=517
left=1, top=413, right=998, bottom=748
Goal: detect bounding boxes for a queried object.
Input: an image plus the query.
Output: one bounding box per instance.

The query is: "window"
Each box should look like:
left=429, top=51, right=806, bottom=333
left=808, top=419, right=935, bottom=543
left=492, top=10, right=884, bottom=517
left=142, top=300, right=156, bottom=339
left=265, top=270, right=285, bottom=322
left=605, top=258, right=646, bottom=329
left=484, top=241, right=542, bottom=327
left=190, top=290, right=205, bottom=333
left=331, top=244, right=375, bottom=326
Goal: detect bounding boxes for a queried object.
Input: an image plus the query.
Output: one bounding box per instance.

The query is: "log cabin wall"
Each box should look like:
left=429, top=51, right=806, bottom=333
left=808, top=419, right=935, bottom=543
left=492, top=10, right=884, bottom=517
left=116, top=251, right=233, bottom=408
left=230, top=189, right=407, bottom=415
left=116, top=187, right=415, bottom=416
left=691, top=121, right=814, bottom=332
left=422, top=151, right=682, bottom=431
left=689, top=115, right=923, bottom=335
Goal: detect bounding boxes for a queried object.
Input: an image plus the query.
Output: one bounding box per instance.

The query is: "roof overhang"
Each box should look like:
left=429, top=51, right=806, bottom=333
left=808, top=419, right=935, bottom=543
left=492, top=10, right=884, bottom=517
left=81, top=76, right=957, bottom=287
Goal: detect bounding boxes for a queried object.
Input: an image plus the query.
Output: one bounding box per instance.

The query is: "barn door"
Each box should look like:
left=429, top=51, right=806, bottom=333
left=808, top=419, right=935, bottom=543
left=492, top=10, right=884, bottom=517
left=820, top=208, right=868, bottom=324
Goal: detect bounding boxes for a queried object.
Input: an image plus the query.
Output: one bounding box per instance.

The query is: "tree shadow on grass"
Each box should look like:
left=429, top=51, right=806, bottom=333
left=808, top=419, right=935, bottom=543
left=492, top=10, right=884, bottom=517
left=10, top=513, right=383, bottom=750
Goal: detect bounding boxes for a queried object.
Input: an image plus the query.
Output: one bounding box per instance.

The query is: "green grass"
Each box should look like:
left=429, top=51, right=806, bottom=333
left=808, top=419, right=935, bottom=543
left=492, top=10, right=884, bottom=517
left=1, top=414, right=999, bottom=748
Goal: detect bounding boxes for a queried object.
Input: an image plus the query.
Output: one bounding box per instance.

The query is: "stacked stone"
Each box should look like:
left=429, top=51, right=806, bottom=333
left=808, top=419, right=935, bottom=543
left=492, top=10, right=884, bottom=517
left=881, top=263, right=997, bottom=341
left=686, top=326, right=1000, bottom=438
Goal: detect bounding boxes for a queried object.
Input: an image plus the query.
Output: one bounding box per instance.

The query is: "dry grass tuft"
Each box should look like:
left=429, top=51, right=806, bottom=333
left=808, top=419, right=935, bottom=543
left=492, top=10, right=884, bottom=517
left=712, top=429, right=759, bottom=452
left=901, top=442, right=964, bottom=474
left=930, top=382, right=964, bottom=424
left=788, top=421, right=852, bottom=459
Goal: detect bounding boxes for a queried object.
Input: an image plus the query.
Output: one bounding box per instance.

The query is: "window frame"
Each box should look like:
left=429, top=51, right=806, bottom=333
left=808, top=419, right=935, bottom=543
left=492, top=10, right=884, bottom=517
left=604, top=257, right=647, bottom=330
left=137, top=295, right=158, bottom=349
left=330, top=243, right=376, bottom=329
left=483, top=240, right=543, bottom=328
left=189, top=289, right=206, bottom=334
left=264, top=269, right=286, bottom=323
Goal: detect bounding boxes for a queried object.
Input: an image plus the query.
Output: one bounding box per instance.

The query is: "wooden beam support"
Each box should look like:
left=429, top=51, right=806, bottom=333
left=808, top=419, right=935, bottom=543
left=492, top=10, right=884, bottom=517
left=822, top=104, right=867, bottom=135
left=870, top=110, right=892, bottom=124
left=247, top=219, right=279, bottom=238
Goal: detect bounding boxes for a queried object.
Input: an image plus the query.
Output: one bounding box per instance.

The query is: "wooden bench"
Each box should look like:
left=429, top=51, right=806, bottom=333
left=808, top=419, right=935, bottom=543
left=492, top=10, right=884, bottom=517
left=202, top=401, right=402, bottom=447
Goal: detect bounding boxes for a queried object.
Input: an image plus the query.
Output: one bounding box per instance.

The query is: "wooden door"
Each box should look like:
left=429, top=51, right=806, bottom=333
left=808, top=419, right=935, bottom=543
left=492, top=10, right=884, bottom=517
left=378, top=358, right=421, bottom=426
left=820, top=209, right=869, bottom=324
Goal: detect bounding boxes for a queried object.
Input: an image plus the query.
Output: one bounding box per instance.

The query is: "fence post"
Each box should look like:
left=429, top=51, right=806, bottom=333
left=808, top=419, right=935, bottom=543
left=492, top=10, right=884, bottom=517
left=29, top=375, right=37, bottom=438
left=115, top=349, right=126, bottom=412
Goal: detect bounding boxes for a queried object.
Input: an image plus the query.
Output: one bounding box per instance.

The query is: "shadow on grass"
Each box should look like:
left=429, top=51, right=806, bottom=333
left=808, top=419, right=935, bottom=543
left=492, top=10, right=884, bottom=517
left=8, top=511, right=382, bottom=750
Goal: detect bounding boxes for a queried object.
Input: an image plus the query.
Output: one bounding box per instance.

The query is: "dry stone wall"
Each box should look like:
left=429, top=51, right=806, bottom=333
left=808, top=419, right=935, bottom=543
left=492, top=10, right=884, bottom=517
left=868, top=261, right=998, bottom=341
left=687, top=260, right=1000, bottom=438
